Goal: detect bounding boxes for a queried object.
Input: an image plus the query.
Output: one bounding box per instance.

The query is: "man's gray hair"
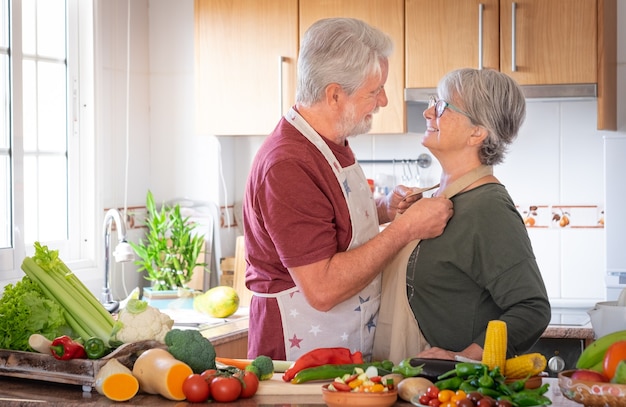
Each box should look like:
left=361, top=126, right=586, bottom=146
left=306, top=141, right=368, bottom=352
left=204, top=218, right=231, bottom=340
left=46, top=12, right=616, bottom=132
left=296, top=18, right=393, bottom=106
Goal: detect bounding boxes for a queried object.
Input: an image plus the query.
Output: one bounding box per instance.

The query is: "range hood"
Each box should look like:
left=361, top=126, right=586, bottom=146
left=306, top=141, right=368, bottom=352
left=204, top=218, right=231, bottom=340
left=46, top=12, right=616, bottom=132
left=405, top=84, right=597, bottom=102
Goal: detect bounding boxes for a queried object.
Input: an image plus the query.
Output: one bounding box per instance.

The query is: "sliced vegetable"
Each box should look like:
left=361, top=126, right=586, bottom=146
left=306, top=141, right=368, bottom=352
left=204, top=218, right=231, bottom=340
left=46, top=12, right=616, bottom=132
left=132, top=348, right=193, bottom=401
left=95, top=358, right=139, bottom=402
left=28, top=334, right=53, bottom=355
left=21, top=243, right=116, bottom=345
left=291, top=361, right=393, bottom=384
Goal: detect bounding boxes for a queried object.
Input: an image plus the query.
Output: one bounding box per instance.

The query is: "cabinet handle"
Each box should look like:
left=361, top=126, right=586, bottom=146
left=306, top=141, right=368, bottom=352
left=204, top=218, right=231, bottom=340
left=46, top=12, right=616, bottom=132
left=511, top=2, right=517, bottom=72
left=478, top=3, right=484, bottom=70
left=278, top=56, right=285, bottom=117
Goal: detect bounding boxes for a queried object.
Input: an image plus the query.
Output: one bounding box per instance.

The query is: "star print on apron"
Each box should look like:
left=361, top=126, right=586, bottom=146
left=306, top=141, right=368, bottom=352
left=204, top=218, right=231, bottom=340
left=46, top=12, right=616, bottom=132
left=252, top=107, right=381, bottom=362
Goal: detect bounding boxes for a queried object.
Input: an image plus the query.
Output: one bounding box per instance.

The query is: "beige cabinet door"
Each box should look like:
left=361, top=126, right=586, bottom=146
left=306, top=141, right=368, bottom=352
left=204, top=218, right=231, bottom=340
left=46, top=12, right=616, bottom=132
left=405, top=0, right=500, bottom=88
left=500, top=0, right=597, bottom=85
left=300, top=0, right=406, bottom=134
left=195, top=0, right=298, bottom=136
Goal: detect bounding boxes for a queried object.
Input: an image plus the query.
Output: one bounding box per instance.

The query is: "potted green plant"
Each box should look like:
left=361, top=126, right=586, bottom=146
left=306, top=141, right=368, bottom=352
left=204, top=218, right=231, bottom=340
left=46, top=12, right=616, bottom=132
left=130, top=191, right=207, bottom=293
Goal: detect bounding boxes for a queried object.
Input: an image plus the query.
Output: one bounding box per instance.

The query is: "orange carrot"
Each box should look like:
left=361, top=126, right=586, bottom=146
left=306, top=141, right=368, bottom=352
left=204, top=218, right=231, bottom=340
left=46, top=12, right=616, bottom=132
left=215, top=357, right=252, bottom=370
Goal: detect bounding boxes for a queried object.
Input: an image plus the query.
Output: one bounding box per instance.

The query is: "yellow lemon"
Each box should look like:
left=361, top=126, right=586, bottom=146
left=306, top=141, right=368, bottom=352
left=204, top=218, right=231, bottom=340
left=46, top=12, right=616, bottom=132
left=194, top=286, right=240, bottom=318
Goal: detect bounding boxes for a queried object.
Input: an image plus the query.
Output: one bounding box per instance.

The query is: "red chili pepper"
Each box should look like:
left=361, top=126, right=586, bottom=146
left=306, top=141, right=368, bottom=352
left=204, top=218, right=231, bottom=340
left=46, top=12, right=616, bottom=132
left=50, top=335, right=87, bottom=360
left=282, top=347, right=363, bottom=382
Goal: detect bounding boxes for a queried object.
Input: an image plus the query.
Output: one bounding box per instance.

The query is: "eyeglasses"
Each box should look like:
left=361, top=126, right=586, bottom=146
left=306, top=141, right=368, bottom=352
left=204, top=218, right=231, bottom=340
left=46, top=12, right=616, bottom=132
left=428, top=96, right=470, bottom=119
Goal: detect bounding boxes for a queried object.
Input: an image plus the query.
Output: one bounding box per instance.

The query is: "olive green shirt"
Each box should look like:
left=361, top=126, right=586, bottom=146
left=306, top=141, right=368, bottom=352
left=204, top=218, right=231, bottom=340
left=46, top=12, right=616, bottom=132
left=408, top=183, right=550, bottom=356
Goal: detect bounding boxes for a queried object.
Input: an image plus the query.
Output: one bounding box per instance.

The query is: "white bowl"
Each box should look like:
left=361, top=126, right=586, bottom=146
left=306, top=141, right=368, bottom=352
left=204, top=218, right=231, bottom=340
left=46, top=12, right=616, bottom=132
left=588, top=301, right=626, bottom=338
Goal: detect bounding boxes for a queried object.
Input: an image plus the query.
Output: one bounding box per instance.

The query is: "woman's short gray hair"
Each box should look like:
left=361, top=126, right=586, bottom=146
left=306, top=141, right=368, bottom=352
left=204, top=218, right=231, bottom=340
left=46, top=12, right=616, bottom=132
left=438, top=68, right=526, bottom=166
left=296, top=18, right=393, bottom=106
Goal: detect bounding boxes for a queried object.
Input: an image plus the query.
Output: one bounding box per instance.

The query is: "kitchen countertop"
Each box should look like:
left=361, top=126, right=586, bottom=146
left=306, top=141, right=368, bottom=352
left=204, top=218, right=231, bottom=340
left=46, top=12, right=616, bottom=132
left=0, top=376, right=579, bottom=406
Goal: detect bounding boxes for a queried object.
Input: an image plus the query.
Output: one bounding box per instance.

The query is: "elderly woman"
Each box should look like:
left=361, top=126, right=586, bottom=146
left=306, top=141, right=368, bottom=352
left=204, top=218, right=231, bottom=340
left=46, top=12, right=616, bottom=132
left=409, top=68, right=551, bottom=361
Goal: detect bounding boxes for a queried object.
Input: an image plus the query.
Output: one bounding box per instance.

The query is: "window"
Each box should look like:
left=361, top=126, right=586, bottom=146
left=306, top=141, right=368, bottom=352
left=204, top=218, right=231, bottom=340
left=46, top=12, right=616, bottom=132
left=1, top=0, right=93, bottom=277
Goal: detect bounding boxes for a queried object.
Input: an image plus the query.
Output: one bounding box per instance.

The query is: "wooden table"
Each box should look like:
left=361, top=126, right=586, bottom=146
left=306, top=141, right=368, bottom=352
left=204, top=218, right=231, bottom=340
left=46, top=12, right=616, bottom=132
left=0, top=376, right=580, bottom=406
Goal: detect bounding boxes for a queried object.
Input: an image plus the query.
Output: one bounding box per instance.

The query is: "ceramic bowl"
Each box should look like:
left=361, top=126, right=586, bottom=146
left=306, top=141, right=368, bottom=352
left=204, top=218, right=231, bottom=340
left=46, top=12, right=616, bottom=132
left=321, top=384, right=398, bottom=407
left=558, top=370, right=626, bottom=407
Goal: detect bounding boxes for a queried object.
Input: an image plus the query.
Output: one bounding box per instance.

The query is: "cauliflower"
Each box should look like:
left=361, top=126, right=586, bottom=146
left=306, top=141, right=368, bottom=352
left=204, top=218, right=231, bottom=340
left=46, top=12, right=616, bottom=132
left=111, top=299, right=174, bottom=344
left=164, top=328, right=216, bottom=373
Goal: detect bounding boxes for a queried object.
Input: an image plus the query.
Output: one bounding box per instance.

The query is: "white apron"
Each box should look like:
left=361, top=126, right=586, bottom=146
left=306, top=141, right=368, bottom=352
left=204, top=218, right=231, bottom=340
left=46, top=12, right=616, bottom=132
left=372, top=165, right=493, bottom=364
left=253, top=107, right=381, bottom=361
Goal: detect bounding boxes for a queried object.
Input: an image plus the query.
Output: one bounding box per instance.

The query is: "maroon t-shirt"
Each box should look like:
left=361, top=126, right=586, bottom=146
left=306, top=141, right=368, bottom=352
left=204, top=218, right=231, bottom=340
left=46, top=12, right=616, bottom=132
left=243, top=115, right=357, bottom=359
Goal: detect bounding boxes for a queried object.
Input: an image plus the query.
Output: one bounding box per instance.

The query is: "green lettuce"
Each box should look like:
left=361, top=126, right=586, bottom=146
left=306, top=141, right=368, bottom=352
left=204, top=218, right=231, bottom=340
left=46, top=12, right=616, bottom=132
left=0, top=276, right=71, bottom=351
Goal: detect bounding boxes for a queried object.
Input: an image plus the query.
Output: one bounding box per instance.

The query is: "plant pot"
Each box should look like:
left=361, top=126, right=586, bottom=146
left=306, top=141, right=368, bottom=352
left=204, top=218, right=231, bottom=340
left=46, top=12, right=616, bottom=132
left=142, top=287, right=195, bottom=310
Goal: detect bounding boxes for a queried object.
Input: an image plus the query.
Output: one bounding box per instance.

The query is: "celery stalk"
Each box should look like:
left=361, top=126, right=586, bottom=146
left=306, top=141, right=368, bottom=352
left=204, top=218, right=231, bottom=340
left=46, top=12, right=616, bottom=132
left=21, top=244, right=116, bottom=344
left=22, top=264, right=91, bottom=339
left=22, top=257, right=112, bottom=343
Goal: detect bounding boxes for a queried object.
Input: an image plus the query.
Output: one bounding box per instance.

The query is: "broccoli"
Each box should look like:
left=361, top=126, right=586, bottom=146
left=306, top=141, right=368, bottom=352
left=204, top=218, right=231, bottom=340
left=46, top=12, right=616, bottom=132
left=247, top=355, right=274, bottom=380
left=164, top=328, right=216, bottom=374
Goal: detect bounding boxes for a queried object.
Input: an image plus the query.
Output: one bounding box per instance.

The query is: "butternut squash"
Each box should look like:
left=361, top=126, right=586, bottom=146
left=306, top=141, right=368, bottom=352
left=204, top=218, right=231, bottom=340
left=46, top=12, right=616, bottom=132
left=132, top=348, right=192, bottom=401
left=94, top=358, right=139, bottom=402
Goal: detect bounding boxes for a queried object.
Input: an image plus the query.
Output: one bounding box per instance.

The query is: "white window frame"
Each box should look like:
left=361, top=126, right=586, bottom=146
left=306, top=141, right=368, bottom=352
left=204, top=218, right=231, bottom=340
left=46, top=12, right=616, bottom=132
left=0, top=0, right=95, bottom=280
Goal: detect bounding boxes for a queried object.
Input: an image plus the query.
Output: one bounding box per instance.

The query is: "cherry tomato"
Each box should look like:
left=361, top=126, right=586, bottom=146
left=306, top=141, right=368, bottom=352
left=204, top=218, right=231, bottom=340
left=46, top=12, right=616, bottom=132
left=182, top=374, right=210, bottom=403
left=418, top=394, right=431, bottom=405
left=210, top=375, right=242, bottom=402
left=438, top=389, right=455, bottom=403
left=603, top=340, right=626, bottom=380
left=428, top=399, right=441, bottom=407
left=426, top=385, right=440, bottom=399
left=237, top=370, right=259, bottom=398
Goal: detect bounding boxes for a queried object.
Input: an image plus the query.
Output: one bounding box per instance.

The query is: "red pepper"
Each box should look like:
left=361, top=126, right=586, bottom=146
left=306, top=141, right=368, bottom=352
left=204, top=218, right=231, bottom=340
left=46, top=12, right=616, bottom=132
left=50, top=335, right=87, bottom=360
left=282, top=347, right=364, bottom=382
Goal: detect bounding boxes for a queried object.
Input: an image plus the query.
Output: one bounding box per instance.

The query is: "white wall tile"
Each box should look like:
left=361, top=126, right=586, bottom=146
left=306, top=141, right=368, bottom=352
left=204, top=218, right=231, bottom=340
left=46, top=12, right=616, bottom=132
left=560, top=229, right=605, bottom=300
left=527, top=228, right=562, bottom=299
left=497, top=101, right=561, bottom=204
left=560, top=101, right=604, bottom=204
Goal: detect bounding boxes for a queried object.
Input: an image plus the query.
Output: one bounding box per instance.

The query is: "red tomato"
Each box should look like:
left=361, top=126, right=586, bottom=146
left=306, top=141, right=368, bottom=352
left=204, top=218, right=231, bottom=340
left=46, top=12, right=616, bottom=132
left=210, top=376, right=242, bottom=402
left=182, top=374, right=210, bottom=403
left=603, top=340, right=626, bottom=380
left=201, top=368, right=218, bottom=382
left=237, top=370, right=259, bottom=398
left=426, top=385, right=440, bottom=399
left=332, top=382, right=352, bottom=392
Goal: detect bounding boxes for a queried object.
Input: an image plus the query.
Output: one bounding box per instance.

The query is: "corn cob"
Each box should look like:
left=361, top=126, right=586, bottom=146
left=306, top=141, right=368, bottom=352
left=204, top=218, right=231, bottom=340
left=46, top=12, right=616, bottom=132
left=576, top=329, right=626, bottom=370
left=482, top=320, right=507, bottom=370
left=504, top=353, right=547, bottom=378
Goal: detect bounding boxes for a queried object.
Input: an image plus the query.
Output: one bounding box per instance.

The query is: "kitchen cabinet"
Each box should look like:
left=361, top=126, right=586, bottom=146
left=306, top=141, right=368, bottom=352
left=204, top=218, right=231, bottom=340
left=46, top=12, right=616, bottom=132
left=194, top=0, right=298, bottom=136
left=299, top=0, right=406, bottom=134
left=195, top=0, right=405, bottom=135
left=405, top=0, right=617, bottom=130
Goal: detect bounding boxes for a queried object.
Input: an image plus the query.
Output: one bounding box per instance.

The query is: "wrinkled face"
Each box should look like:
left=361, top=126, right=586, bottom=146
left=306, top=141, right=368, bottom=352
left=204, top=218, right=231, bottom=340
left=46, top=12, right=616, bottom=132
left=421, top=94, right=475, bottom=159
left=336, top=59, right=389, bottom=139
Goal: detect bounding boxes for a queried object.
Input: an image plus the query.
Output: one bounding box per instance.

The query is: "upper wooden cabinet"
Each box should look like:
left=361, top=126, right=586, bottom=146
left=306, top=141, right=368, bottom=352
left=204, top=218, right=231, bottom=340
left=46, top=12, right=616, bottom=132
left=195, top=0, right=405, bottom=136
left=299, top=0, right=406, bottom=134
left=406, top=0, right=500, bottom=88
left=406, top=0, right=617, bottom=130
left=194, top=0, right=298, bottom=136
left=406, top=0, right=597, bottom=87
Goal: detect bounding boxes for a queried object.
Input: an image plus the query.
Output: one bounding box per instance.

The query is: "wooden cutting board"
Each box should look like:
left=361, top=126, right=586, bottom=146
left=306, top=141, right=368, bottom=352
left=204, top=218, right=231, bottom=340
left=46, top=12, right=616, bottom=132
left=256, top=373, right=326, bottom=395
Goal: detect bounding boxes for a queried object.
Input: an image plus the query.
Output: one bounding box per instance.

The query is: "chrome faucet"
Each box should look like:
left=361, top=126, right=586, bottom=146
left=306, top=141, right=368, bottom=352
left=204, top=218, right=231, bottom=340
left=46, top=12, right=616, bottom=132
left=102, top=208, right=135, bottom=313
